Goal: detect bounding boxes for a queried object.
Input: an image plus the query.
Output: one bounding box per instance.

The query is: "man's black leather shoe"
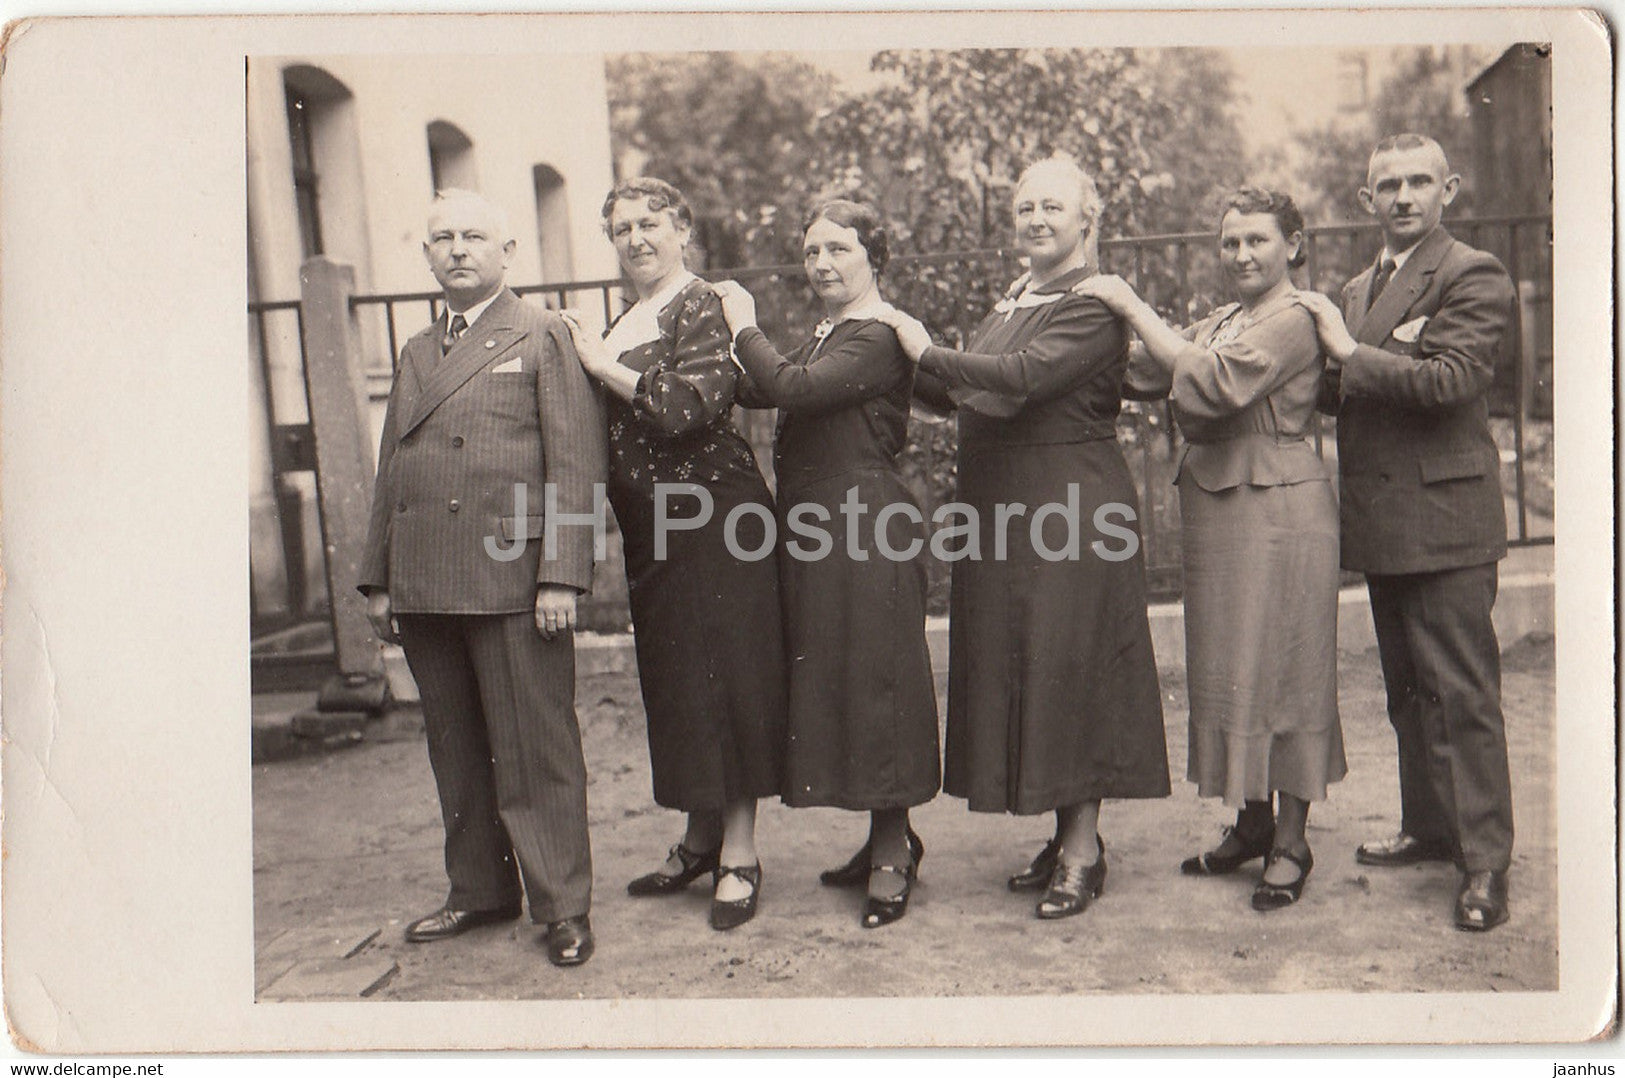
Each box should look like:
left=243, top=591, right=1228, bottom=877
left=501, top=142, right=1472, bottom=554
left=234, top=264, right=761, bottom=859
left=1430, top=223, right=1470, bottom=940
left=404, top=902, right=523, bottom=943
left=1454, top=870, right=1509, bottom=932
left=1355, top=832, right=1454, bottom=867
left=545, top=914, right=595, bottom=966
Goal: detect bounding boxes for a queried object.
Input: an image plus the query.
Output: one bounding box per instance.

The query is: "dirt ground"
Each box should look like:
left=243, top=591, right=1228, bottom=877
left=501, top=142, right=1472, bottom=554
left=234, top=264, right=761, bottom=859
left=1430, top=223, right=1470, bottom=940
left=252, top=633, right=1556, bottom=1002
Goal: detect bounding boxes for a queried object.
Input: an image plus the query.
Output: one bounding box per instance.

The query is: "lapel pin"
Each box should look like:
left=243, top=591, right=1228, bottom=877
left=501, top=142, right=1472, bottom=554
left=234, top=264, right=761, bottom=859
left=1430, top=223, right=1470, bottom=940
left=485, top=339, right=496, bottom=348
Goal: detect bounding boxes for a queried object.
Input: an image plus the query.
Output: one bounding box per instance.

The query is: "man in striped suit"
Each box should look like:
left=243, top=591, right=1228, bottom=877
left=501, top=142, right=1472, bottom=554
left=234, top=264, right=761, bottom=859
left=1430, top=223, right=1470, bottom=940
left=359, top=189, right=607, bottom=966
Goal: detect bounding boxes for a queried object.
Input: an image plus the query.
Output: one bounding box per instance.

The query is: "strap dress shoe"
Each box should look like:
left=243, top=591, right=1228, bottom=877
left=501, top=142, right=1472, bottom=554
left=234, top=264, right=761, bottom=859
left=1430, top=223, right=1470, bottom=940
left=821, top=829, right=925, bottom=889
left=1455, top=870, right=1509, bottom=932
left=627, top=842, right=720, bottom=896
left=861, top=840, right=924, bottom=930
left=710, top=863, right=762, bottom=931
left=1252, top=846, right=1314, bottom=911
left=1181, top=823, right=1275, bottom=876
left=544, top=914, right=595, bottom=966
left=404, top=902, right=522, bottom=943
left=1355, top=832, right=1453, bottom=867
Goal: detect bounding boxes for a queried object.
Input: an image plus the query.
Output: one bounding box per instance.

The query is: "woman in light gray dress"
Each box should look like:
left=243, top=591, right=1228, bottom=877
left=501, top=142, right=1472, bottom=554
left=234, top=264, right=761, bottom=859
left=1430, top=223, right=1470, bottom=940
left=1077, top=187, right=1344, bottom=911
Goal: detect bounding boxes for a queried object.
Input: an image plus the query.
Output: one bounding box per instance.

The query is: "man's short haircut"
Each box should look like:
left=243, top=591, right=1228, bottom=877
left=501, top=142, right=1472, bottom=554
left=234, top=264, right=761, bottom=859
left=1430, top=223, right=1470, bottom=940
left=428, top=188, right=514, bottom=243
left=1366, top=133, right=1451, bottom=182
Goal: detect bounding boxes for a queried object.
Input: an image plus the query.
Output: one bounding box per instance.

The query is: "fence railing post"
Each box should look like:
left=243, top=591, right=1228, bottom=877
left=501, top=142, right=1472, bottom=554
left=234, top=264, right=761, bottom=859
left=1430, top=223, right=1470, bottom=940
left=299, top=257, right=389, bottom=714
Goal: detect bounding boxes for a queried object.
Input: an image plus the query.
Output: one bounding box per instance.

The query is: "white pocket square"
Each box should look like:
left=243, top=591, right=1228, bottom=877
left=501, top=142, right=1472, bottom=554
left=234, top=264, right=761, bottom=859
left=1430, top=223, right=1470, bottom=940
left=1392, top=316, right=1428, bottom=343
left=490, top=357, right=525, bottom=374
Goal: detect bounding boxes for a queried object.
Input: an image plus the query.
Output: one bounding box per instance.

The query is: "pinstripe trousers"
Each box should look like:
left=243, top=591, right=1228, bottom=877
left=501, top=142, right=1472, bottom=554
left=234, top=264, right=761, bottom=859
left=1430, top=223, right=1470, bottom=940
left=396, top=612, right=592, bottom=923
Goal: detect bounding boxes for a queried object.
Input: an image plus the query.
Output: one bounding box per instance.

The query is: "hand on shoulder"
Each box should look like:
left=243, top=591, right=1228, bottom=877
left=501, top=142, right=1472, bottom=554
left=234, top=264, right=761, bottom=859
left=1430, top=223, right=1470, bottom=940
left=558, top=308, right=615, bottom=375
left=1290, top=291, right=1357, bottom=364
left=711, top=279, right=758, bottom=337
left=1069, top=273, right=1141, bottom=315
left=871, top=303, right=932, bottom=363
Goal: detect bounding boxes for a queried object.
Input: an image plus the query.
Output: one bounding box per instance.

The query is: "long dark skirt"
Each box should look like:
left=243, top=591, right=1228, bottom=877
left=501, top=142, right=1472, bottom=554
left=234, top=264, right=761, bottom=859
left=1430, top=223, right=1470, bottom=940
left=942, top=438, right=1170, bottom=814
left=777, top=468, right=940, bottom=810
left=611, top=472, right=787, bottom=812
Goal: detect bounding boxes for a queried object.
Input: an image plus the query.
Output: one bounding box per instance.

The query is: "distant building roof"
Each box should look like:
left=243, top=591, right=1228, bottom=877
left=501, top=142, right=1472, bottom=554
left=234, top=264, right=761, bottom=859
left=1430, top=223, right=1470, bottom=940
left=1467, top=42, right=1552, bottom=93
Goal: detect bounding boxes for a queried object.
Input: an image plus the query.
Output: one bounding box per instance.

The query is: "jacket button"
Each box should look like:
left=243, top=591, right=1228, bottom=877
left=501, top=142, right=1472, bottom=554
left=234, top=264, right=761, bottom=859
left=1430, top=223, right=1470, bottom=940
left=448, top=500, right=460, bottom=513
left=452, top=436, right=464, bottom=448
left=395, top=501, right=407, bottom=513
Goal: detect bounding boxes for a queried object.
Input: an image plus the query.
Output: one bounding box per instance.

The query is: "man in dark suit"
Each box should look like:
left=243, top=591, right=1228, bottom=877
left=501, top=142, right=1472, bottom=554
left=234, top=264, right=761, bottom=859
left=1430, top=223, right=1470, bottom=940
left=1298, top=134, right=1517, bottom=932
left=359, top=189, right=607, bottom=965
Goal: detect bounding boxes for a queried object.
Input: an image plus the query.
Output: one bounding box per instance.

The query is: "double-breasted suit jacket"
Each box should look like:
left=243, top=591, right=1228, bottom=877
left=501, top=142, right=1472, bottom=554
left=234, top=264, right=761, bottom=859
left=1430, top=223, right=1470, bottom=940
left=359, top=288, right=608, bottom=923
left=360, top=288, right=604, bottom=609
left=1324, top=225, right=1518, bottom=874
left=1326, top=226, right=1514, bottom=575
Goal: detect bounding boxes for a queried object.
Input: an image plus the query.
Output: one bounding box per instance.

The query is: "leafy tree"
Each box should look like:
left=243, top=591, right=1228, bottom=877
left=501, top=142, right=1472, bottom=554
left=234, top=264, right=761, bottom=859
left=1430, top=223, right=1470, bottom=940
left=1139, top=48, right=1250, bottom=232
left=810, top=50, right=1200, bottom=249
left=605, top=52, right=835, bottom=269
left=797, top=48, right=1247, bottom=344
left=606, top=47, right=1253, bottom=607
left=1289, top=46, right=1489, bottom=225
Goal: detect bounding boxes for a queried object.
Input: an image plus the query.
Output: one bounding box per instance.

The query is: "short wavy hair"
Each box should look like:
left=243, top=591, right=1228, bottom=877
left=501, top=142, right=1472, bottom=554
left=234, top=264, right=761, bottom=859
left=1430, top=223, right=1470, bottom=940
left=600, top=177, right=694, bottom=233
left=1221, top=186, right=1307, bottom=269
left=802, top=199, right=889, bottom=276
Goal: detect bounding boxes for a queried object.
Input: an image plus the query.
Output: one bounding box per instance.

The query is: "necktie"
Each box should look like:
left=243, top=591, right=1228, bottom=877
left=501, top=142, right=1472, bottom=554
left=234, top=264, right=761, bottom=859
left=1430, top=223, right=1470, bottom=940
left=1367, top=257, right=1397, bottom=310
left=441, top=313, right=468, bottom=355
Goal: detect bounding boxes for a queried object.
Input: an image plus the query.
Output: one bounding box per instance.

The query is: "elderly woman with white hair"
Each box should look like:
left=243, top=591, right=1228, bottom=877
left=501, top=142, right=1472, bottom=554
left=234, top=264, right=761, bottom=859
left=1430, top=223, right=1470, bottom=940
left=878, top=154, right=1169, bottom=920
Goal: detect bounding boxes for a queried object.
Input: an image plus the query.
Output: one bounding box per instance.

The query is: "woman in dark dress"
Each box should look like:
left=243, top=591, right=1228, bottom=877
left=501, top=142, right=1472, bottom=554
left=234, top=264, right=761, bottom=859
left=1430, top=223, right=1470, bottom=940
left=877, top=155, right=1169, bottom=920
left=712, top=200, right=940, bottom=928
left=1077, top=188, right=1343, bottom=910
left=559, top=178, right=786, bottom=931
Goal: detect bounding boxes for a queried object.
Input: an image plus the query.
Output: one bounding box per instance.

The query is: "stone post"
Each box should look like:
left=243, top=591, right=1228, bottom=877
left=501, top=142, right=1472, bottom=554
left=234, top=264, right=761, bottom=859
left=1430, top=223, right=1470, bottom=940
left=299, top=257, right=389, bottom=715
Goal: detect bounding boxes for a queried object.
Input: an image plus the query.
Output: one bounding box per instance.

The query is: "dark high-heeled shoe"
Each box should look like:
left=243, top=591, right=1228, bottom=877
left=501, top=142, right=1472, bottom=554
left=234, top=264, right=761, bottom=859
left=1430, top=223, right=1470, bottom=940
left=710, top=863, right=762, bottom=931
left=1036, top=835, right=1107, bottom=919
left=860, top=845, right=923, bottom=929
left=1008, top=838, right=1060, bottom=892
left=1180, top=822, right=1275, bottom=876
left=1251, top=846, right=1313, bottom=911
left=627, top=841, right=720, bottom=897
left=820, top=828, right=924, bottom=889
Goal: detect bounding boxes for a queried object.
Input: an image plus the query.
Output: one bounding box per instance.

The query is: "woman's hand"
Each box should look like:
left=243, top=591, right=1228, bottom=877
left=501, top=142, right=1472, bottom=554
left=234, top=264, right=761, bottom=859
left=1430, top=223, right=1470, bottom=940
left=1071, top=273, right=1144, bottom=316
left=711, top=280, right=758, bottom=338
left=1293, top=291, right=1357, bottom=364
left=558, top=309, right=616, bottom=377
left=873, top=303, right=933, bottom=363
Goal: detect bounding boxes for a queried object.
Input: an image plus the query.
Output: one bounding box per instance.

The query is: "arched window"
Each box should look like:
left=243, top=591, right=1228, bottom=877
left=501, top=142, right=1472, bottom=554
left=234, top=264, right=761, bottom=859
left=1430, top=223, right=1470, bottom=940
left=280, top=65, right=367, bottom=269
left=284, top=86, right=324, bottom=258
left=427, top=120, right=478, bottom=192
left=532, top=164, right=574, bottom=283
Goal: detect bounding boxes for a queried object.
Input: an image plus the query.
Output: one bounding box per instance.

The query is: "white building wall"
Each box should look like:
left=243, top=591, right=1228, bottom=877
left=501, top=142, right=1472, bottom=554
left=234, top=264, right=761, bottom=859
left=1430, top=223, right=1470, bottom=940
left=247, top=53, right=619, bottom=622
left=250, top=52, right=618, bottom=303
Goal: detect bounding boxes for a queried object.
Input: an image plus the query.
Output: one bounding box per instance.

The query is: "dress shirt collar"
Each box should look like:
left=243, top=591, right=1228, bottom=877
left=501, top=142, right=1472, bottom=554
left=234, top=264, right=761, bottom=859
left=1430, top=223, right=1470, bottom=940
left=1380, top=237, right=1426, bottom=274
left=446, top=289, right=500, bottom=329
